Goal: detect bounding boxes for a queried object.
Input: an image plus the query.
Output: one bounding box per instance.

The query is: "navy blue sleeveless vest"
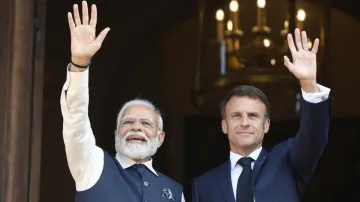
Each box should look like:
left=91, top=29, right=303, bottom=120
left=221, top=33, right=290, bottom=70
left=75, top=151, right=183, bottom=202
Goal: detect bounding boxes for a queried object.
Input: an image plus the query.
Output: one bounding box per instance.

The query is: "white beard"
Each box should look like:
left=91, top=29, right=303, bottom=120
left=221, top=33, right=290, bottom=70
left=115, top=131, right=159, bottom=160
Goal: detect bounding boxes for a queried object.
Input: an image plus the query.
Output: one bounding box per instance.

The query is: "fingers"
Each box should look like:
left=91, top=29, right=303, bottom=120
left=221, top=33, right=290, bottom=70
left=73, top=4, right=81, bottom=26
left=288, top=28, right=320, bottom=53
left=294, top=28, right=303, bottom=51
left=283, top=56, right=295, bottom=72
left=95, top=28, right=111, bottom=46
left=89, top=4, right=97, bottom=28
left=67, top=12, right=76, bottom=32
left=301, top=31, right=308, bottom=50
left=71, top=1, right=95, bottom=28
left=82, top=1, right=89, bottom=25
left=311, top=38, right=319, bottom=54
left=287, top=34, right=297, bottom=54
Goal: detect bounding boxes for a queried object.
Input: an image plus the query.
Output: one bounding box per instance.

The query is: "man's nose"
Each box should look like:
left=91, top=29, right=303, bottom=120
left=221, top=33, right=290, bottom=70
left=240, top=117, right=250, bottom=127
left=131, top=120, right=142, bottom=131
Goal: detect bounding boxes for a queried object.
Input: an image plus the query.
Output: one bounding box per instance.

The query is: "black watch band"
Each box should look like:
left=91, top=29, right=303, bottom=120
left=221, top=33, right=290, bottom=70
left=71, top=59, right=91, bottom=68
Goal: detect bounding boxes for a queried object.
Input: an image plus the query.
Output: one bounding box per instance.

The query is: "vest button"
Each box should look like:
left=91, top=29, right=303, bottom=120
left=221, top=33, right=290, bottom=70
left=138, top=168, right=143, bottom=173
left=143, top=181, right=149, bottom=187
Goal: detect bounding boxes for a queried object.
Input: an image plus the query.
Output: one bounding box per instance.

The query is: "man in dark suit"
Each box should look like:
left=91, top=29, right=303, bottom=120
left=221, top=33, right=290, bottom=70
left=191, top=28, right=331, bottom=202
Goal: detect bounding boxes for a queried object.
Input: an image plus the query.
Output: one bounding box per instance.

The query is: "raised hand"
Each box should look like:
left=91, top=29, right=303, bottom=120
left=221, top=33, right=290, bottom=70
left=68, top=1, right=110, bottom=67
left=284, top=28, right=319, bottom=92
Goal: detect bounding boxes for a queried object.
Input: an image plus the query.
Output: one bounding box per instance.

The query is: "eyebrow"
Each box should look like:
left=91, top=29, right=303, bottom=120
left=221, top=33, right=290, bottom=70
left=248, top=112, right=260, bottom=116
left=230, top=111, right=260, bottom=116
left=121, top=116, right=155, bottom=122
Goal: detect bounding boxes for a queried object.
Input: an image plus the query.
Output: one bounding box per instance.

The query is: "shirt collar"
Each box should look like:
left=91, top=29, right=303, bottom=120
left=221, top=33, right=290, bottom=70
left=229, top=146, right=263, bottom=170
left=116, top=152, right=158, bottom=176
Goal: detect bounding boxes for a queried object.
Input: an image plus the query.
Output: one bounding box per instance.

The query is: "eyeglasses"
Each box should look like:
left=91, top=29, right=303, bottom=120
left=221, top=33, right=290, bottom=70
left=120, top=116, right=157, bottom=129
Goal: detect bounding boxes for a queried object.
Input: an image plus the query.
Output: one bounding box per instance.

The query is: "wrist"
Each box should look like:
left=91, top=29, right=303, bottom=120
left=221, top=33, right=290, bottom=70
left=300, top=79, right=318, bottom=93
left=71, top=56, right=91, bottom=66
left=70, top=56, right=91, bottom=72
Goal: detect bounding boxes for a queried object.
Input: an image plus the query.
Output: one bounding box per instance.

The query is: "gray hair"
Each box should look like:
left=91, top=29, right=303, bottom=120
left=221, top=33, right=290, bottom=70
left=116, top=99, right=164, bottom=131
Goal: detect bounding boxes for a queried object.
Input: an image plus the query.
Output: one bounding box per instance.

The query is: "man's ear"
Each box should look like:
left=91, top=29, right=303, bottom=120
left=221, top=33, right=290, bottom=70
left=264, top=118, right=270, bottom=134
left=221, top=120, right=228, bottom=134
left=157, top=132, right=165, bottom=148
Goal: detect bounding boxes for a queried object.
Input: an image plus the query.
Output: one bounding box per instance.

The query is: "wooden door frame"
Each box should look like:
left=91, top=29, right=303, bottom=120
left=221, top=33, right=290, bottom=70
left=0, top=0, right=46, bottom=201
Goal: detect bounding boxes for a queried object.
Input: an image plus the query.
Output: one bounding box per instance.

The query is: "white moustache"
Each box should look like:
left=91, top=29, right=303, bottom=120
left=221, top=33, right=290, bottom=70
left=124, top=131, right=149, bottom=143
left=116, top=130, right=159, bottom=160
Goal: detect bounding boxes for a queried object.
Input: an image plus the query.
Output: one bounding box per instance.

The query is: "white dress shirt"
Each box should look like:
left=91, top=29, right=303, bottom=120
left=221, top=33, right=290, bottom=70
left=60, top=65, right=185, bottom=202
left=229, top=84, right=331, bottom=201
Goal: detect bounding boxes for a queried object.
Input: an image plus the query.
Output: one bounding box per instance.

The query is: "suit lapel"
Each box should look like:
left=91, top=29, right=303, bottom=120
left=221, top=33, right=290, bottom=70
left=252, top=148, right=268, bottom=186
left=217, top=160, right=236, bottom=202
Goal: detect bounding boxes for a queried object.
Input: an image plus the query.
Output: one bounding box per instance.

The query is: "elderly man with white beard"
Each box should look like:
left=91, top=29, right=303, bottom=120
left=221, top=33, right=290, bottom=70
left=60, top=1, right=184, bottom=202
left=114, top=100, right=164, bottom=162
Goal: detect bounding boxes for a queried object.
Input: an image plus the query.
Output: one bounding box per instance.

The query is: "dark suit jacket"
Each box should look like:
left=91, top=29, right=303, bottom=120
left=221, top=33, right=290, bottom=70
left=191, top=98, right=331, bottom=202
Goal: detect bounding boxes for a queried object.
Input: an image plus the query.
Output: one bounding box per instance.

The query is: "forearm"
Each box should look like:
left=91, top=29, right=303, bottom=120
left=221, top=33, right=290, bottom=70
left=60, top=64, right=103, bottom=186
left=297, top=98, right=331, bottom=147
left=289, top=86, right=331, bottom=182
left=61, top=64, right=91, bottom=146
left=296, top=84, right=331, bottom=147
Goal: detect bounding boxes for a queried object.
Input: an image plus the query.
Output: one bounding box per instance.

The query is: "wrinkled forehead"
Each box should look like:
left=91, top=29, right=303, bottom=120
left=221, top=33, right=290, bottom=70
left=122, top=105, right=158, bottom=121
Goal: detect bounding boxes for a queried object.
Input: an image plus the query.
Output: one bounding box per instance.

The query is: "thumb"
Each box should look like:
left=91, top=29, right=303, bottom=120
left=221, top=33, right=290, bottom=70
left=95, top=27, right=110, bottom=47
left=284, top=56, right=295, bottom=73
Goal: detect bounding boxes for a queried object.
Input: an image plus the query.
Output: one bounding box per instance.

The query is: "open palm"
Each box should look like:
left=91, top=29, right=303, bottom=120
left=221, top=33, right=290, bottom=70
left=68, top=1, right=110, bottom=63
left=284, top=29, right=319, bottom=81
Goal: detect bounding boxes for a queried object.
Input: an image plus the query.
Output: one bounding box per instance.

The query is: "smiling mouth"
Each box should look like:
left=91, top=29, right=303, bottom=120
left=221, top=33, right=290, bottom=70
left=126, top=136, right=147, bottom=143
left=236, top=132, right=254, bottom=135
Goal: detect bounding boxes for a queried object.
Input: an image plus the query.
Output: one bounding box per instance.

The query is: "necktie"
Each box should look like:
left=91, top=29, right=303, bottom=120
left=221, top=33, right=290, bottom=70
left=236, top=157, right=254, bottom=202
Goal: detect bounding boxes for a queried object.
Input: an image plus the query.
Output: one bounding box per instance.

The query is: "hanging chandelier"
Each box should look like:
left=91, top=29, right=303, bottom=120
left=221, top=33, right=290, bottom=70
left=192, top=0, right=329, bottom=115
left=213, top=0, right=314, bottom=85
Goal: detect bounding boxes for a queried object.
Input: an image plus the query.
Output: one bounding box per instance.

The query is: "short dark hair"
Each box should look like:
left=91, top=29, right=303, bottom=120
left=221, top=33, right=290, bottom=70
left=220, top=85, right=270, bottom=119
